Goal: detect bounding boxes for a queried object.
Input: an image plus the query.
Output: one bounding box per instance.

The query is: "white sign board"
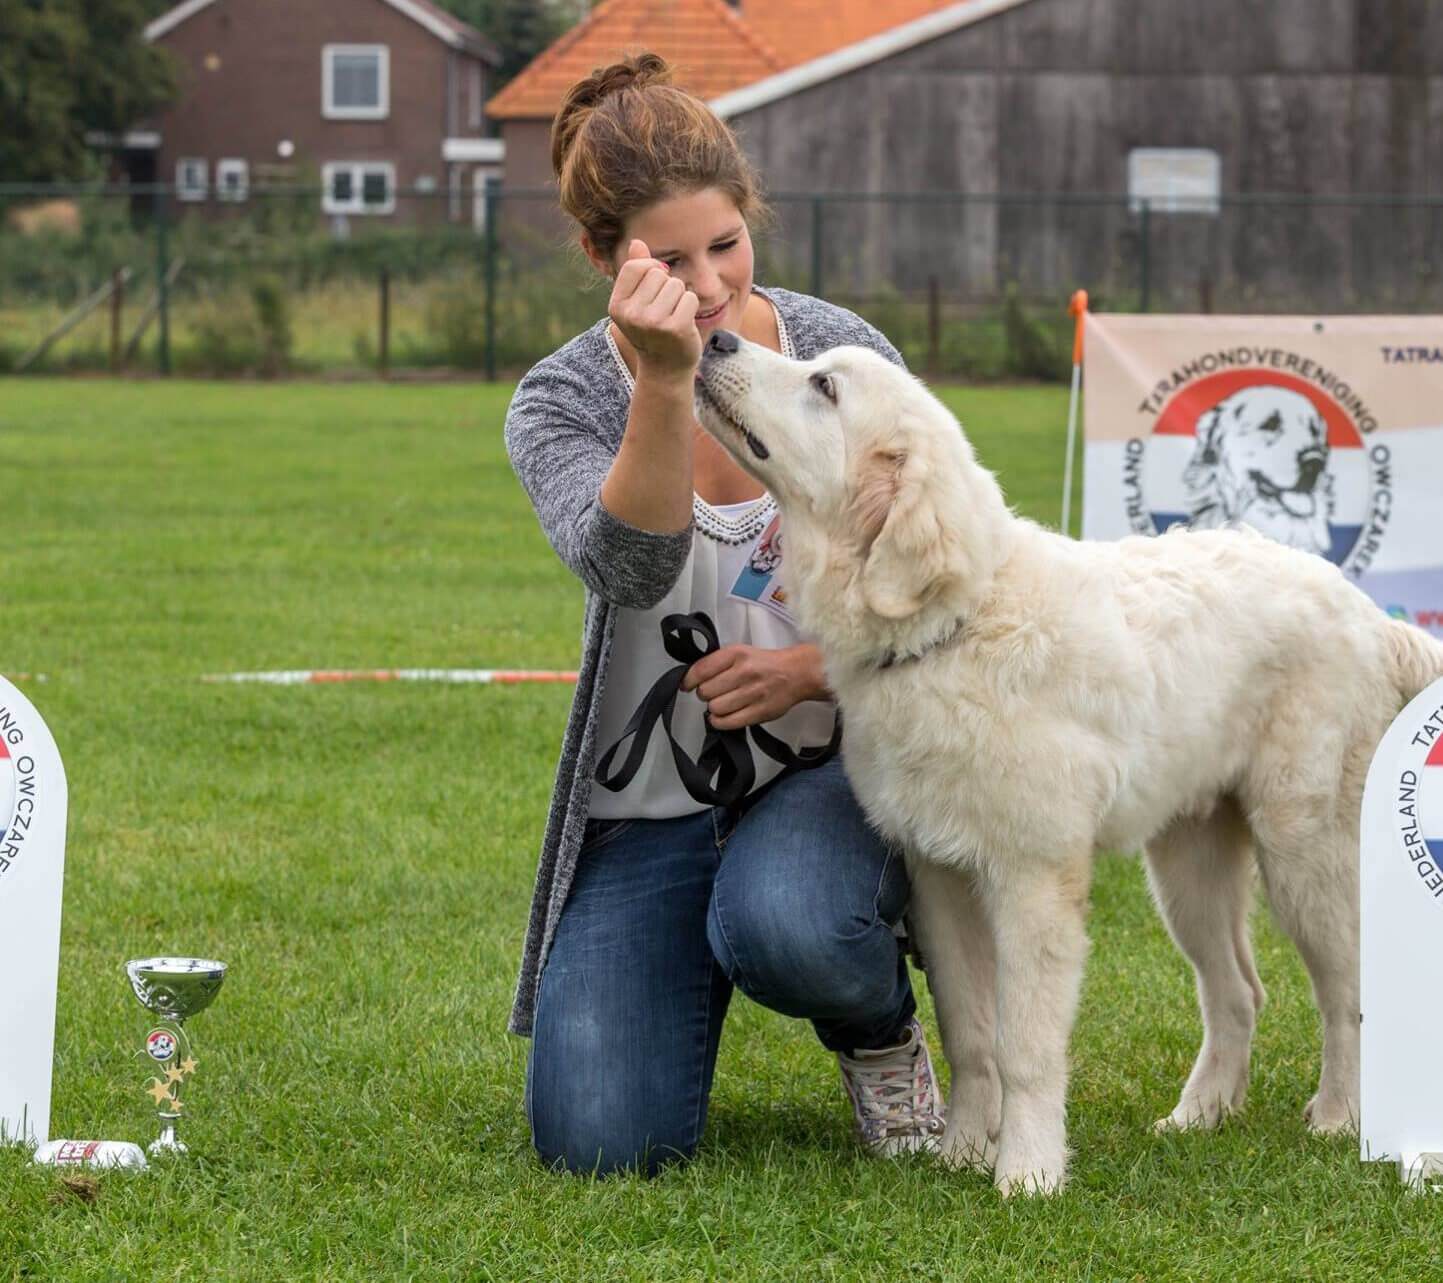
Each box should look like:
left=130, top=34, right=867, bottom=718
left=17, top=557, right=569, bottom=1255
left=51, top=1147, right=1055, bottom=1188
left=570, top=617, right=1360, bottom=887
left=1361, top=675, right=1443, bottom=1187
left=0, top=678, right=68, bottom=1146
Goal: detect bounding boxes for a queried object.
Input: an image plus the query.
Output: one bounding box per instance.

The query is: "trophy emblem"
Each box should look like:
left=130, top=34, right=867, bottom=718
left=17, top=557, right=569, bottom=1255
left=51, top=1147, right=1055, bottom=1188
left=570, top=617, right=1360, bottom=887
left=125, top=957, right=227, bottom=1156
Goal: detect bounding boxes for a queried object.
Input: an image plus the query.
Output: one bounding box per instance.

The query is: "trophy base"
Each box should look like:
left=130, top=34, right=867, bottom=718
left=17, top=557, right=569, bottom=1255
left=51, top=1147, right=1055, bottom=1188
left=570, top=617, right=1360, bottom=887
left=147, top=1136, right=188, bottom=1157
left=33, top=1140, right=149, bottom=1171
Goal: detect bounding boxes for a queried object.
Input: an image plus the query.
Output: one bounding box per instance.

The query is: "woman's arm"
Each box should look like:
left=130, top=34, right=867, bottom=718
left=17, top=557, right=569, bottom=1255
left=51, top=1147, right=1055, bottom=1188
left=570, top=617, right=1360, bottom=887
left=597, top=240, right=702, bottom=535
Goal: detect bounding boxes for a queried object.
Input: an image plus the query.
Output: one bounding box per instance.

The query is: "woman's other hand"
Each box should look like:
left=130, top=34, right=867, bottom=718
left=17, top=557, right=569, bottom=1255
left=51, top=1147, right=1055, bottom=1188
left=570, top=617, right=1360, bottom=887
left=609, top=239, right=702, bottom=378
left=682, top=644, right=830, bottom=731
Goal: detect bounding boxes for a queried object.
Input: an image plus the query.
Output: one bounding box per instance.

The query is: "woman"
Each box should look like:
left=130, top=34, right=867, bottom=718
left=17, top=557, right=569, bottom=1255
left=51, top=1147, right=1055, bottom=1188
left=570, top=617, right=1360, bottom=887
left=505, top=53, right=944, bottom=1177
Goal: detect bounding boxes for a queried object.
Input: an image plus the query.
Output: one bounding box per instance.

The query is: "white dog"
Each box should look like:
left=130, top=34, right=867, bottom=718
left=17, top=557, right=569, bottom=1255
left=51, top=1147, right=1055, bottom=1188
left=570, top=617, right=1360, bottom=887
left=1184, top=385, right=1334, bottom=555
left=693, top=333, right=1443, bottom=1196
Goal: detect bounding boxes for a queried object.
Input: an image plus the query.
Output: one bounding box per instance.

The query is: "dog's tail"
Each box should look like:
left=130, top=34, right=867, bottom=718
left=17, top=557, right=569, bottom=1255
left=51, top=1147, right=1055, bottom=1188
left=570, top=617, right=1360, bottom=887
left=1387, top=619, right=1443, bottom=703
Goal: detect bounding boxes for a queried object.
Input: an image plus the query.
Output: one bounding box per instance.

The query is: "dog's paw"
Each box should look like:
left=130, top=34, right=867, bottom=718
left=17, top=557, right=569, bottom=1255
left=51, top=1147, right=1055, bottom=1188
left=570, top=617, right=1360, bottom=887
left=939, top=1123, right=997, bottom=1173
left=992, top=1134, right=1068, bottom=1197
left=1304, top=1093, right=1358, bottom=1137
left=994, top=1162, right=1067, bottom=1198
left=1152, top=1095, right=1234, bottom=1134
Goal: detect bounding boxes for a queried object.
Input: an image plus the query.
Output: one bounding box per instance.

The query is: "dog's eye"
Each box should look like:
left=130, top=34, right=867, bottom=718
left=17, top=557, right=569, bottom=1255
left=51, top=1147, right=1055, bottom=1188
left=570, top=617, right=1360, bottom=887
left=811, top=373, right=837, bottom=403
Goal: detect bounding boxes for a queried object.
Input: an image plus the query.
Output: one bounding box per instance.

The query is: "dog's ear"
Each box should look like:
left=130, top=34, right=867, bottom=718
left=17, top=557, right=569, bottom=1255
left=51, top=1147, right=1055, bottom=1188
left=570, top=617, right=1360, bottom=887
left=1185, top=406, right=1224, bottom=486
left=853, top=447, right=949, bottom=619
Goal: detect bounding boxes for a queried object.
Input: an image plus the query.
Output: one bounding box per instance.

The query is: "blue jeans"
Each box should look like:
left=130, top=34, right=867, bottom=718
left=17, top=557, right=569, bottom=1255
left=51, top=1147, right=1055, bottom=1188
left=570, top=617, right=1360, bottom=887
left=525, top=757, right=915, bottom=1177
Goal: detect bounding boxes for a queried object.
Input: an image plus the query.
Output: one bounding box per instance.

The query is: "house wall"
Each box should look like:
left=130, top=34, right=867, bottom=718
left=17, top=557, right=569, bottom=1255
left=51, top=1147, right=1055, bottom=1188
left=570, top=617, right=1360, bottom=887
left=729, top=0, right=1443, bottom=307
left=152, top=0, right=494, bottom=219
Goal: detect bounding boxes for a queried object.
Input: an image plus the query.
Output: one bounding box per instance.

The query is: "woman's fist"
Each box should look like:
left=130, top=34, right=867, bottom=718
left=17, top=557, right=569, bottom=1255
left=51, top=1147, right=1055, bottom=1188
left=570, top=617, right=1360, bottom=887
left=608, top=239, right=701, bottom=377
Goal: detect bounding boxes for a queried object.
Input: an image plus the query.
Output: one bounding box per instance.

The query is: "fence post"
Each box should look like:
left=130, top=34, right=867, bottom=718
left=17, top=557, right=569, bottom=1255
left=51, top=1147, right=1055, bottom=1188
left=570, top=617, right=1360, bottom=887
left=109, top=267, right=125, bottom=372
left=378, top=267, right=390, bottom=379
left=483, top=177, right=498, bottom=382
left=926, top=275, right=940, bottom=376
left=810, top=197, right=824, bottom=299
left=155, top=192, right=172, bottom=375
left=1139, top=197, right=1152, bottom=314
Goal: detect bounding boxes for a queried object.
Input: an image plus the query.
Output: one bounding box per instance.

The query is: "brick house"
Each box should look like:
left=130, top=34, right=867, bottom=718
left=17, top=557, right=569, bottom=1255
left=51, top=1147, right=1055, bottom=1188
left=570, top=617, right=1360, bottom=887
left=132, top=0, right=504, bottom=223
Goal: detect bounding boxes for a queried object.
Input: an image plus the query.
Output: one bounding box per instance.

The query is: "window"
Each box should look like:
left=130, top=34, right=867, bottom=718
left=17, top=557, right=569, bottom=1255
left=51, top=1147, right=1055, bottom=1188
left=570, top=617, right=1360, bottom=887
left=1128, top=149, right=1221, bottom=215
left=322, top=162, right=396, bottom=215
left=175, top=157, right=207, bottom=201
left=468, top=62, right=484, bottom=130
left=216, top=158, right=249, bottom=202
left=472, top=166, right=501, bottom=231
left=323, top=45, right=389, bottom=120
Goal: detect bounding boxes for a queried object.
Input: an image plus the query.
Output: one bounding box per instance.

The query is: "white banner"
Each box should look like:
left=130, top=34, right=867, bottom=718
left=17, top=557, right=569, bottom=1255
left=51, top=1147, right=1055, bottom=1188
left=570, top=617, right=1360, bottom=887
left=0, top=678, right=68, bottom=1146
left=1082, top=315, right=1443, bottom=637
left=1360, top=676, right=1443, bottom=1184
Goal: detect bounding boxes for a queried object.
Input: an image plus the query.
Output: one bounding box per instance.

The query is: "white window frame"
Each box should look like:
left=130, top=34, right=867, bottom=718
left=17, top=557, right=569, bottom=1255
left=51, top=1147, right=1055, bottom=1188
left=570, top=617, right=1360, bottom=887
left=1127, top=148, right=1221, bottom=216
left=322, top=161, right=397, bottom=216
left=216, top=157, right=249, bottom=202
left=175, top=157, right=208, bottom=201
left=323, top=44, right=390, bottom=120
left=472, top=166, right=502, bottom=232
left=468, top=62, right=484, bottom=130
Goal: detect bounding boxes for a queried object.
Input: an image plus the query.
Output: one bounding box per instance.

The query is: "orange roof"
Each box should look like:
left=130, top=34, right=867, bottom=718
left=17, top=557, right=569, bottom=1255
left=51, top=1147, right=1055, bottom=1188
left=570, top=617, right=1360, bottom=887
left=488, top=0, right=784, bottom=120
left=744, top=0, right=960, bottom=71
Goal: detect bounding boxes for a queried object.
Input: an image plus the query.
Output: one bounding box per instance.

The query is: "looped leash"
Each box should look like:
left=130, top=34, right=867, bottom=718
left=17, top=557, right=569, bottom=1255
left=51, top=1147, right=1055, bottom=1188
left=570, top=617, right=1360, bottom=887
left=595, top=611, right=841, bottom=809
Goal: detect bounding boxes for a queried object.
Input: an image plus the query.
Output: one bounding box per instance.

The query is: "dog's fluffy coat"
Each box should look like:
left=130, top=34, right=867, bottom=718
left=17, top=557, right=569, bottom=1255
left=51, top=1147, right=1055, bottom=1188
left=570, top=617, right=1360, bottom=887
left=694, top=337, right=1443, bottom=1196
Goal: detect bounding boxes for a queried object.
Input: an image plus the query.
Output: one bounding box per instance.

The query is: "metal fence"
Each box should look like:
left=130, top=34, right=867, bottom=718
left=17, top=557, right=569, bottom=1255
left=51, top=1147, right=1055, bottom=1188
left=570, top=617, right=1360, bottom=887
left=3, top=183, right=1442, bottom=381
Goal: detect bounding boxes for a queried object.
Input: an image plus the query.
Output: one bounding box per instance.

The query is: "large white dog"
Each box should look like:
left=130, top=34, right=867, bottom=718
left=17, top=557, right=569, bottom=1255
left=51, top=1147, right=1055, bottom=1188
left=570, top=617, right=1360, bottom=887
left=693, top=332, right=1443, bottom=1196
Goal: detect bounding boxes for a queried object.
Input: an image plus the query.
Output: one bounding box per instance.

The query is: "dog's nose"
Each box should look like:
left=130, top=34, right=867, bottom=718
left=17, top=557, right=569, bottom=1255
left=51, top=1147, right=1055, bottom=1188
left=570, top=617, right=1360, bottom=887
left=707, top=330, right=740, bottom=355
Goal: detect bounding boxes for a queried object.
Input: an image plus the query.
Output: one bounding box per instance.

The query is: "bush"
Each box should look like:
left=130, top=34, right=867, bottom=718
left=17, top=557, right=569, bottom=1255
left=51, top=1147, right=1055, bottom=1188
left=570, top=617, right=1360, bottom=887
left=1002, top=285, right=1069, bottom=382
left=251, top=275, right=293, bottom=376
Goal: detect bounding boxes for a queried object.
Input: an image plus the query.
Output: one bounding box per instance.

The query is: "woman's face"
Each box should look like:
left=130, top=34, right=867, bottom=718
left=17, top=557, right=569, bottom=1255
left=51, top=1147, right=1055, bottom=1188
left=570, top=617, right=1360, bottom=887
left=614, top=188, right=755, bottom=337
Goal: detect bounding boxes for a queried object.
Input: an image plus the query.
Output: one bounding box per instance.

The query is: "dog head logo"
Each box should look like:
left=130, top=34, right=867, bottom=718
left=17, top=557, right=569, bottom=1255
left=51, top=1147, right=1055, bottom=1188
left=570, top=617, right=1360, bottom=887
left=1141, top=370, right=1370, bottom=566
left=1184, top=386, right=1333, bottom=554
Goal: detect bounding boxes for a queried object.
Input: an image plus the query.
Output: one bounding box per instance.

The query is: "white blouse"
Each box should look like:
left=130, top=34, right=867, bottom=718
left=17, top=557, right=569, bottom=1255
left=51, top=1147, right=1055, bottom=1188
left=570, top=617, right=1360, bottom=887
left=588, top=308, right=838, bottom=819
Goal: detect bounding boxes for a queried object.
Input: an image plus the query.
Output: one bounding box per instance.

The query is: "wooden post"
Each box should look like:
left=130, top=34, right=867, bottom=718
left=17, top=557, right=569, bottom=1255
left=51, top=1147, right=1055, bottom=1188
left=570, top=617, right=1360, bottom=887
left=926, top=275, right=941, bottom=376
left=110, top=268, right=125, bottom=372
left=1199, top=271, right=1214, bottom=315
left=378, top=267, right=390, bottom=379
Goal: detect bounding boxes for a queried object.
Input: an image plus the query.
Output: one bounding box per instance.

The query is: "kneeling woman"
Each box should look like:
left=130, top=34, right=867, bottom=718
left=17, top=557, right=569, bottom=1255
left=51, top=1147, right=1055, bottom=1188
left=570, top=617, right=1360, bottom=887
left=505, top=53, right=943, bottom=1176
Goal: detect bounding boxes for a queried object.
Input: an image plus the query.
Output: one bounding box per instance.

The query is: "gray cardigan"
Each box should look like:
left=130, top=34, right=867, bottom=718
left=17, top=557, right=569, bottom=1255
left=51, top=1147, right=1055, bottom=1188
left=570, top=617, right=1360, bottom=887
left=503, top=287, right=904, bottom=1035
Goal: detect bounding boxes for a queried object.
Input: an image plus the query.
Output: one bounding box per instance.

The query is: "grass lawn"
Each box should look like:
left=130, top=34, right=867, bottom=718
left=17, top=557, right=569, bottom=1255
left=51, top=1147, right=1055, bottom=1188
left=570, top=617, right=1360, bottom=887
left=0, top=376, right=1435, bottom=1281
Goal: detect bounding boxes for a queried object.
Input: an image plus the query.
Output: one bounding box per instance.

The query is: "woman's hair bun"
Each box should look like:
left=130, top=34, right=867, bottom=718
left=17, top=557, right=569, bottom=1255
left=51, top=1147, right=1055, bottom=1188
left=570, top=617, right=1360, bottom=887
left=552, top=53, right=674, bottom=178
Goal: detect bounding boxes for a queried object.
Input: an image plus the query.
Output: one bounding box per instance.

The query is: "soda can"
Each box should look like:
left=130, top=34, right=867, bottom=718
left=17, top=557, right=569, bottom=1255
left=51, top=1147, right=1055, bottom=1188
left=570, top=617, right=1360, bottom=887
left=33, top=1139, right=149, bottom=1170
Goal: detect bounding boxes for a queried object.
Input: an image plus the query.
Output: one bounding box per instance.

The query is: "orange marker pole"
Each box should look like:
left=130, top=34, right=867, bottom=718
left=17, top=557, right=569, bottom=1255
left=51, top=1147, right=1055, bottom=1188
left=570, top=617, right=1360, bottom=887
left=1061, top=289, right=1089, bottom=536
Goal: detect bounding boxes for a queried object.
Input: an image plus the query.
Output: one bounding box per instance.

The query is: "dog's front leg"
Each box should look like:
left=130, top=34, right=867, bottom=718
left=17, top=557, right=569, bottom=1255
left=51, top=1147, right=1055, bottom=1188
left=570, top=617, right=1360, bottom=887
left=906, top=856, right=1000, bottom=1172
left=984, top=853, right=1092, bottom=1197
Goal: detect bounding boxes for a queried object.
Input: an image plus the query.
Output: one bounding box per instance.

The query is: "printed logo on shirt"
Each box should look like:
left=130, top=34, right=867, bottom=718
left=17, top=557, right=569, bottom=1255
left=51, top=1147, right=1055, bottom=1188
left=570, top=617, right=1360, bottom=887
left=728, top=515, right=793, bottom=622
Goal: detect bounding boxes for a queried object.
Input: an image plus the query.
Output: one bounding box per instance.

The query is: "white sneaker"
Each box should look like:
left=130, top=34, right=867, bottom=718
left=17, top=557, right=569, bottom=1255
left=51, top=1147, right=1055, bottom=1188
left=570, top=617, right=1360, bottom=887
left=837, top=1016, right=946, bottom=1155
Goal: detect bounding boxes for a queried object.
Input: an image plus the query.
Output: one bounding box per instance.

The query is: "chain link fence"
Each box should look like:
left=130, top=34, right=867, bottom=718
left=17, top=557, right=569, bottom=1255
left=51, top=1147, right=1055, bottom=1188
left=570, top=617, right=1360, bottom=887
left=3, top=184, right=1441, bottom=381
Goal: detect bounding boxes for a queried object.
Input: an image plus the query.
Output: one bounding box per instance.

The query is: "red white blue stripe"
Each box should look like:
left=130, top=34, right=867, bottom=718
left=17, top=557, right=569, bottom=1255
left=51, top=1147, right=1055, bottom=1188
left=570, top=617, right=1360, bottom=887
left=1425, top=735, right=1443, bottom=865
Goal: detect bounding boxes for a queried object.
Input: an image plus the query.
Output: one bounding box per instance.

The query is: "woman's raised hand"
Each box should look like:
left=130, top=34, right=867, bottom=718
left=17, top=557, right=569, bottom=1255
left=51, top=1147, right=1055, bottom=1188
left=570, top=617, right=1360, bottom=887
left=608, top=239, right=702, bottom=378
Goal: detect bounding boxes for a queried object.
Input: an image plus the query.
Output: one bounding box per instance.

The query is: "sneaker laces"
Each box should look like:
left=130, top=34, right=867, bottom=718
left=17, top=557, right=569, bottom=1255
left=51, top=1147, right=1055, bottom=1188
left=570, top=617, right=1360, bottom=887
left=838, top=1021, right=945, bottom=1141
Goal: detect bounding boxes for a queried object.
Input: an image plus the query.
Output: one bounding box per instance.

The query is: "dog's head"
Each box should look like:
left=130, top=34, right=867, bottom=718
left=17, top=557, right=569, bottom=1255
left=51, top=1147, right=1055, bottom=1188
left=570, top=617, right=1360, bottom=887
left=694, top=331, right=1012, bottom=656
left=1184, top=386, right=1333, bottom=554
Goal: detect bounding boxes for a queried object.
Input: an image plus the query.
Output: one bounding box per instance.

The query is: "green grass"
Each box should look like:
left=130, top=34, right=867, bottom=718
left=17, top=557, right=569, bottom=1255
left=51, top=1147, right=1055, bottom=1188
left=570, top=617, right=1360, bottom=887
left=0, top=377, right=1435, bottom=1281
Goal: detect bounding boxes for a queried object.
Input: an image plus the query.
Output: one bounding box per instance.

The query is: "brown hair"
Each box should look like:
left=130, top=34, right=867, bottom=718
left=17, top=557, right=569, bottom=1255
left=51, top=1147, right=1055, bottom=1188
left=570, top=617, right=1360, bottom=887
left=551, top=52, right=767, bottom=262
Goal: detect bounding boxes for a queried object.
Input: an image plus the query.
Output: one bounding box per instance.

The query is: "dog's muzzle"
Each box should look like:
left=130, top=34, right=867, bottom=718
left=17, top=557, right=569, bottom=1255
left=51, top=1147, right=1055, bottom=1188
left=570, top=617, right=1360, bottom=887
left=696, top=333, right=769, bottom=460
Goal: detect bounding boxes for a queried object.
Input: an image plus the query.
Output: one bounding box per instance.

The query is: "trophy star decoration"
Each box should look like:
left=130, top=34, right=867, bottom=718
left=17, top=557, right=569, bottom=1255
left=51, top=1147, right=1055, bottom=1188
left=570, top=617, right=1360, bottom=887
left=125, top=957, right=227, bottom=1157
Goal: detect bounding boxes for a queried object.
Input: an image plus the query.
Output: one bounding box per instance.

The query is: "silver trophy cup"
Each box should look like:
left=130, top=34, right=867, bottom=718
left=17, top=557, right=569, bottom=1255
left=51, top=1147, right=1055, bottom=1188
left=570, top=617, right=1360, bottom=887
left=125, top=957, right=227, bottom=1156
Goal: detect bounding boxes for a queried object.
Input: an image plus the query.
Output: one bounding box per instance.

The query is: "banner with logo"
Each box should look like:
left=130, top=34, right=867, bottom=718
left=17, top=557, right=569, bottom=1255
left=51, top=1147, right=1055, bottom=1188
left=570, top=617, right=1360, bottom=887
left=1082, top=315, right=1443, bottom=637
left=0, top=678, right=68, bottom=1147
left=1360, top=675, right=1443, bottom=1184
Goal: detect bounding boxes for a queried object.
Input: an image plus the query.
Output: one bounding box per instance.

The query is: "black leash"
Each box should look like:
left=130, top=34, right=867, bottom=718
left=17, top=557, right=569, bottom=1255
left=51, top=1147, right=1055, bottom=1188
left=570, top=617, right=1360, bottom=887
left=595, top=611, right=841, bottom=809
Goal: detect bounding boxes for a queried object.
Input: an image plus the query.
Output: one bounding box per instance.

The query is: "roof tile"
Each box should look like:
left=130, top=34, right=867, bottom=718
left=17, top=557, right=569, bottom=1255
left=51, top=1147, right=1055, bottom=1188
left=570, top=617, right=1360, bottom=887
left=488, top=0, right=784, bottom=119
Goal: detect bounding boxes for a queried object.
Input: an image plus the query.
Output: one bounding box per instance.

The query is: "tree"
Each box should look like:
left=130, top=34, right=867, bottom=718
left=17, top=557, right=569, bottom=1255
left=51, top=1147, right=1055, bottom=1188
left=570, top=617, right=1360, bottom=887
left=0, top=0, right=178, bottom=183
